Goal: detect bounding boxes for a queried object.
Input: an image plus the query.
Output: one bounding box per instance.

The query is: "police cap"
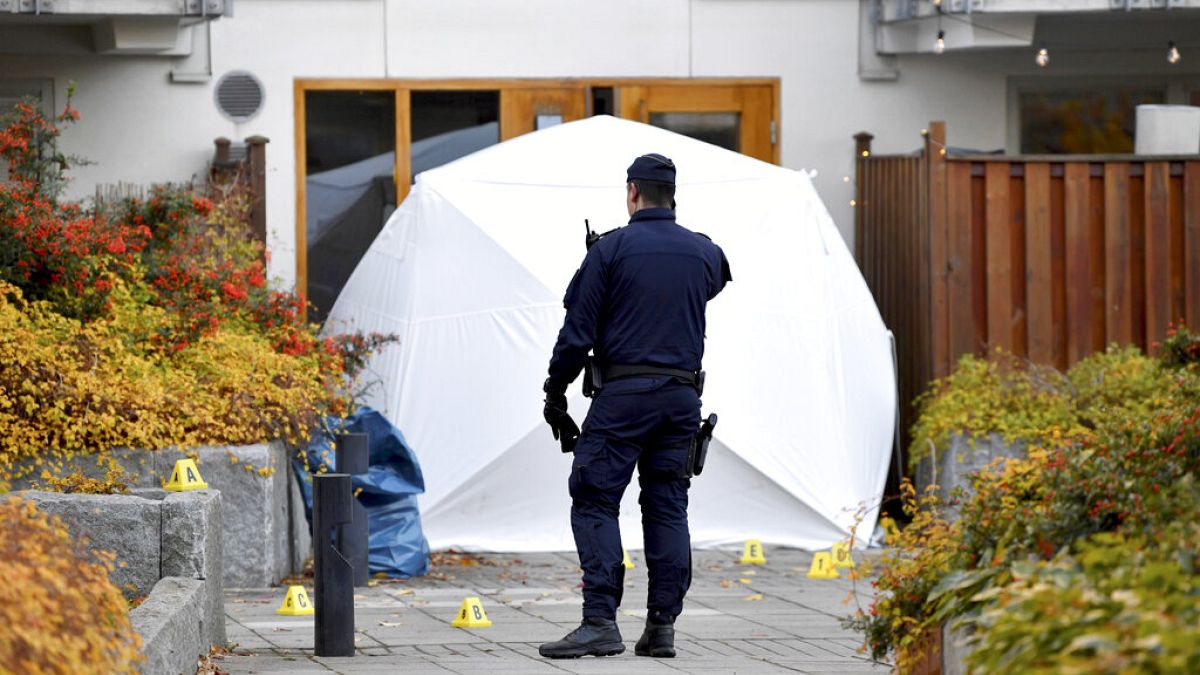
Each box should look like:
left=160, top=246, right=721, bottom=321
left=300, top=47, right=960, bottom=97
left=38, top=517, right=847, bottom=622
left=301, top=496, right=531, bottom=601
left=626, top=153, right=676, bottom=185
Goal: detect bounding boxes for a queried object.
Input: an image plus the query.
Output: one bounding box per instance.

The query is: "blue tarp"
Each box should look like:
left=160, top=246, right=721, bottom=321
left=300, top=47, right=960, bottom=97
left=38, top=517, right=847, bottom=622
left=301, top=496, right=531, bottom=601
left=293, top=407, right=430, bottom=577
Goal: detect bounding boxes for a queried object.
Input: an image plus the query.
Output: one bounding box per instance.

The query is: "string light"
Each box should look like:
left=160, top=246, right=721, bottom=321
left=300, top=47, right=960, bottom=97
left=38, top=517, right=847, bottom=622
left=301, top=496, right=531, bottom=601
left=935, top=30, right=946, bottom=55
left=931, top=8, right=1182, bottom=68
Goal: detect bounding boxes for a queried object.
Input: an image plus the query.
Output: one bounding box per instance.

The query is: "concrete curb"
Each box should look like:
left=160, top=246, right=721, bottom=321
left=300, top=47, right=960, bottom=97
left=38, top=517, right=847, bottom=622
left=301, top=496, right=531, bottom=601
left=14, top=441, right=311, bottom=587
left=20, top=489, right=226, bottom=649
left=130, top=576, right=206, bottom=675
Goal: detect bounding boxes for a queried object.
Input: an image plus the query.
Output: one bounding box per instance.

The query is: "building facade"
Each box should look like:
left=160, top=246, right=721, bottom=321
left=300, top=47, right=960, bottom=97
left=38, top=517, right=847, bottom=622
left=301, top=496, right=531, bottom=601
left=2, top=0, right=1198, bottom=317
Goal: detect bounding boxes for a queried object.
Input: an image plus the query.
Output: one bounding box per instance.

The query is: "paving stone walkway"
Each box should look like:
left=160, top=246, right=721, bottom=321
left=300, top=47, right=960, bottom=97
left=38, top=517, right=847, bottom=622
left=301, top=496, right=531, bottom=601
left=216, top=548, right=890, bottom=674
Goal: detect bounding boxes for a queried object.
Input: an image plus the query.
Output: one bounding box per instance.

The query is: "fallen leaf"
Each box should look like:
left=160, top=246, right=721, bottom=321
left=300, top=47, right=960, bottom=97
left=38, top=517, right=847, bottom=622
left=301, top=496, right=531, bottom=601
left=743, top=570, right=757, bottom=576
left=739, top=578, right=752, bottom=585
left=744, top=593, right=764, bottom=601
left=719, top=579, right=732, bottom=588
left=378, top=621, right=404, bottom=627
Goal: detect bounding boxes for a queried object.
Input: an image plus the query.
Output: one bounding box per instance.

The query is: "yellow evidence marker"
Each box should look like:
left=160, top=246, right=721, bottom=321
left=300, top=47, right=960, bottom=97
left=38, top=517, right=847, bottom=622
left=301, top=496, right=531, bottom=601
left=831, top=541, right=856, bottom=569
left=807, top=552, right=840, bottom=579
left=451, top=597, right=492, bottom=628
left=276, top=585, right=315, bottom=616
left=623, top=548, right=635, bottom=570
left=164, top=458, right=208, bottom=491
left=739, top=539, right=767, bottom=565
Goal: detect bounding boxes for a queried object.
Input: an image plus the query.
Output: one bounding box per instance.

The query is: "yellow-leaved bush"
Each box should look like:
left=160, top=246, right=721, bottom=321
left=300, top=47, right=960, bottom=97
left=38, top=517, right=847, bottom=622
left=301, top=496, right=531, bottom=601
left=0, top=496, right=143, bottom=673
left=0, top=280, right=346, bottom=484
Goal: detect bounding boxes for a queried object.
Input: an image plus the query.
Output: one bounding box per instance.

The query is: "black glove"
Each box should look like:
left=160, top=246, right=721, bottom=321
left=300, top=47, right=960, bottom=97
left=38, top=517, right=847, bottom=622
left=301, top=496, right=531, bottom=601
left=543, top=380, right=580, bottom=453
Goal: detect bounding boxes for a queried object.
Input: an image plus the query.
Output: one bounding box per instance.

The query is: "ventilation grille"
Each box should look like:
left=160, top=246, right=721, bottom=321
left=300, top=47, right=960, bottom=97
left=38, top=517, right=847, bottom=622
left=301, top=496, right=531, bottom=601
left=215, top=71, right=264, bottom=123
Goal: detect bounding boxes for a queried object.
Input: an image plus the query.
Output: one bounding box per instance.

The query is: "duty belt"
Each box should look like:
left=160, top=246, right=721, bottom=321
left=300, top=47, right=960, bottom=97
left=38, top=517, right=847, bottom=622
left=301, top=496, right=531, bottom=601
left=601, top=364, right=701, bottom=387
left=582, top=360, right=706, bottom=398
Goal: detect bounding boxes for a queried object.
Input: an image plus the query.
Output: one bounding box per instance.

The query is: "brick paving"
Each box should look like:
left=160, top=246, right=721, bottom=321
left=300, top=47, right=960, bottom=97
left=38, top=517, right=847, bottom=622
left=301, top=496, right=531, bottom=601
left=216, top=548, right=890, bottom=674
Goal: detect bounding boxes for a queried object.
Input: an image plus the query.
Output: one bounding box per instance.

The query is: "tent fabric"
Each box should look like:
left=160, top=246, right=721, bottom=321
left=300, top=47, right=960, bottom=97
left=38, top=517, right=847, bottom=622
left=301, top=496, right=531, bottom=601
left=294, top=408, right=431, bottom=577
left=325, top=115, right=896, bottom=552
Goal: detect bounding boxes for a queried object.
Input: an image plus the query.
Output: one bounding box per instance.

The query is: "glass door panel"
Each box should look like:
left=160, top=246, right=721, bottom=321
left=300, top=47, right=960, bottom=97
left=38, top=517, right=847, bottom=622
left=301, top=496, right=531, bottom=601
left=648, top=112, right=740, bottom=152
left=304, top=90, right=396, bottom=322
left=618, top=84, right=775, bottom=163
left=410, top=90, right=500, bottom=179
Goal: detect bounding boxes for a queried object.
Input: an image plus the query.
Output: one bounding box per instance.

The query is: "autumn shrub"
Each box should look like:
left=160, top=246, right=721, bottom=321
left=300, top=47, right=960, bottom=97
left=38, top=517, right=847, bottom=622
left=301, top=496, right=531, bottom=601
left=849, top=335, right=1200, bottom=671
left=0, top=95, right=151, bottom=321
left=0, top=496, right=143, bottom=673
left=0, top=94, right=396, bottom=489
left=851, top=480, right=961, bottom=670
left=1160, top=321, right=1200, bottom=368
left=0, top=280, right=340, bottom=482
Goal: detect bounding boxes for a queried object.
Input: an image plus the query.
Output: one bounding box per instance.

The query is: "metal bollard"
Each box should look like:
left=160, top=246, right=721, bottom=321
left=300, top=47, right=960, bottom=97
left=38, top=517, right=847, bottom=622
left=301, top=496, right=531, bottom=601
left=313, top=473, right=355, bottom=657
left=334, top=432, right=371, bottom=587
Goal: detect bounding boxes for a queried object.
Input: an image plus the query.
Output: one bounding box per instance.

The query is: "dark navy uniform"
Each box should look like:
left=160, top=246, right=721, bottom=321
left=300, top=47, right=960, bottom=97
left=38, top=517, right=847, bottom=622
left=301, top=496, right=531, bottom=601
left=545, top=170, right=731, bottom=628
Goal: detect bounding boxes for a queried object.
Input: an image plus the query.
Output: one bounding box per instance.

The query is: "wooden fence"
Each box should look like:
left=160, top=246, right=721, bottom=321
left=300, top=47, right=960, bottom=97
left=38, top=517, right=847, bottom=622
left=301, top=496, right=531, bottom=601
left=856, top=121, right=1200, bottom=466
left=211, top=135, right=270, bottom=243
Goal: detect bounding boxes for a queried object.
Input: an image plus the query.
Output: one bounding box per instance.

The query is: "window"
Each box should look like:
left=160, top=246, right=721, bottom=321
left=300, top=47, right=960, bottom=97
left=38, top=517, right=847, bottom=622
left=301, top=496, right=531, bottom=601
left=410, top=90, right=500, bottom=179
left=1019, top=88, right=1165, bottom=154
left=303, top=90, right=396, bottom=322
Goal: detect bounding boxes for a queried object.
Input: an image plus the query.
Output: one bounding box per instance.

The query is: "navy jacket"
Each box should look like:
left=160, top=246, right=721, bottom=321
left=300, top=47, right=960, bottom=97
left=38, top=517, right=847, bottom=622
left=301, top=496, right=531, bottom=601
left=547, top=207, right=732, bottom=390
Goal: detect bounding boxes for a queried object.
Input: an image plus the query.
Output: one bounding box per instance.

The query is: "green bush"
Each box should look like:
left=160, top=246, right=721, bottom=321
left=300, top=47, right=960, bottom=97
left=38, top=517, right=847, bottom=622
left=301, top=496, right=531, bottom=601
left=849, top=332, right=1200, bottom=671
left=909, top=351, right=1080, bottom=468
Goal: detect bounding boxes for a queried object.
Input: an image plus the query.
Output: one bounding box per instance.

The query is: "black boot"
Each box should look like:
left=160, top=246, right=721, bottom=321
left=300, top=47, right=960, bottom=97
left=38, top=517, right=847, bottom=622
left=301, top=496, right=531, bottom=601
left=539, top=617, right=625, bottom=659
left=634, top=620, right=675, bottom=658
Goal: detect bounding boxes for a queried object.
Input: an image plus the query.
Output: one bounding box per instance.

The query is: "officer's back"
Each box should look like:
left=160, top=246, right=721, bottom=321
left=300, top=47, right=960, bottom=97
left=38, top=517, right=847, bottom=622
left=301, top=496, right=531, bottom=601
left=586, top=207, right=727, bottom=372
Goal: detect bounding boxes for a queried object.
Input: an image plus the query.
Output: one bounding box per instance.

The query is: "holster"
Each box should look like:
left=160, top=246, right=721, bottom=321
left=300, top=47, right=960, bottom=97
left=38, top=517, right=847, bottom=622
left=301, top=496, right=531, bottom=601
left=685, top=413, right=718, bottom=478
left=582, top=356, right=602, bottom=398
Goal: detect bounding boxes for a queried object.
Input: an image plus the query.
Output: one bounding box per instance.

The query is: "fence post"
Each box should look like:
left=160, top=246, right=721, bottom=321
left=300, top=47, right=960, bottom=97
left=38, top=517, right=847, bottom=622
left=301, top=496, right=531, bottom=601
left=244, top=135, right=270, bottom=246
left=854, top=132, right=874, bottom=265
left=925, top=121, right=949, bottom=380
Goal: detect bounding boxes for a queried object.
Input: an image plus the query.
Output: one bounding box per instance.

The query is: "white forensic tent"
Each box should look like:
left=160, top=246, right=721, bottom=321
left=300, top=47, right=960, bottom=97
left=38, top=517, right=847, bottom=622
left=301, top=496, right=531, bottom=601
left=325, top=116, right=896, bottom=552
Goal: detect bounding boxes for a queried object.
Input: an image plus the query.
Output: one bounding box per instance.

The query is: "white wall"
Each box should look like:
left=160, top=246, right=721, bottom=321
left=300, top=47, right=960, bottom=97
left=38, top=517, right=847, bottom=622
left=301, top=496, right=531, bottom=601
left=691, top=0, right=1008, bottom=242
left=209, top=0, right=387, bottom=283
left=385, top=0, right=690, bottom=77
left=7, top=0, right=1179, bottom=291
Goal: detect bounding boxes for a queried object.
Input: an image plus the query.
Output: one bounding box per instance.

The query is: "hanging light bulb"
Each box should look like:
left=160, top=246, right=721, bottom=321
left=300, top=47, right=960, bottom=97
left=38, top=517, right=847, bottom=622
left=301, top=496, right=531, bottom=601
left=1168, top=41, right=1181, bottom=64
left=932, top=0, right=942, bottom=6
left=1036, top=47, right=1049, bottom=67
left=935, top=30, right=946, bottom=55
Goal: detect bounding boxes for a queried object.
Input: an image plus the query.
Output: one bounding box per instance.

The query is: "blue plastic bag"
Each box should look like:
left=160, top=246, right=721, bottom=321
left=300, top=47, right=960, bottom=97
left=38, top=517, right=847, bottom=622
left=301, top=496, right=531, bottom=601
left=293, top=407, right=431, bottom=577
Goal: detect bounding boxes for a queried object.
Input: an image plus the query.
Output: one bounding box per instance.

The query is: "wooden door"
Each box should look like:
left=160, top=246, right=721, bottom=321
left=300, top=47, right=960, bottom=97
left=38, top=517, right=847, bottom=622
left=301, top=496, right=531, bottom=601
left=616, top=83, right=777, bottom=163
left=499, top=87, right=588, bottom=140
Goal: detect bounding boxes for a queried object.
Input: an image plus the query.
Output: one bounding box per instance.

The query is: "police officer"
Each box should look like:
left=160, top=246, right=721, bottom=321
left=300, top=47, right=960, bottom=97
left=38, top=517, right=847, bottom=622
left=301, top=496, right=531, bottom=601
left=539, top=153, right=731, bottom=659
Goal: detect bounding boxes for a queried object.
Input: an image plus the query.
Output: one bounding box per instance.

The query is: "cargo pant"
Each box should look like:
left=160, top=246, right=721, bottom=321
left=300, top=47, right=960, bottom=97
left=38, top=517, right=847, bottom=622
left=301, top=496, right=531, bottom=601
left=568, top=375, right=699, bottom=624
